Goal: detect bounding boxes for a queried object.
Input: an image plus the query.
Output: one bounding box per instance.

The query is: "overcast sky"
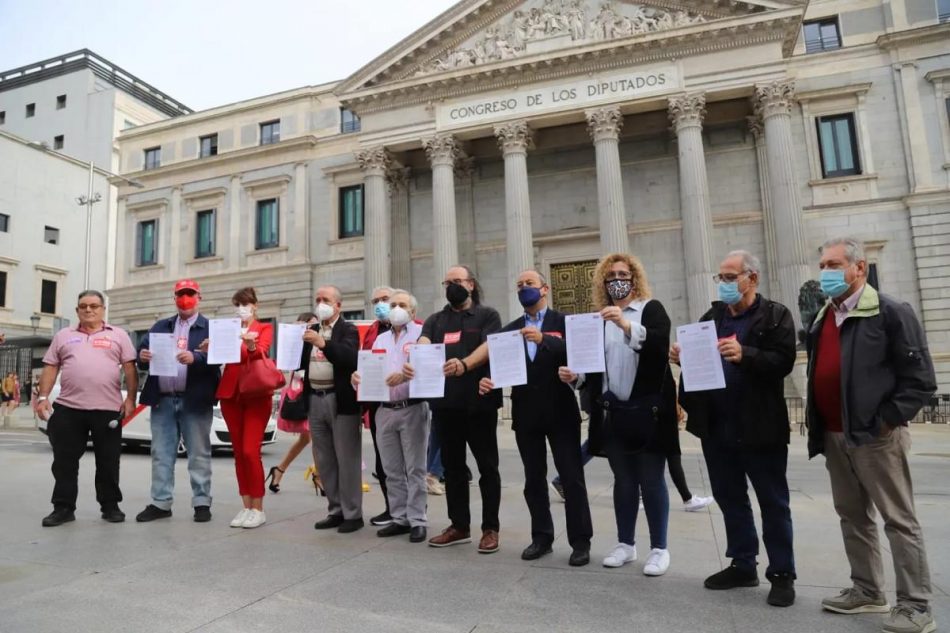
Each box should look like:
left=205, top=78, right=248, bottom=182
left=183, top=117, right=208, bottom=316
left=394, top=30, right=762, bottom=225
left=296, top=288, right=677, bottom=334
left=0, top=0, right=455, bottom=112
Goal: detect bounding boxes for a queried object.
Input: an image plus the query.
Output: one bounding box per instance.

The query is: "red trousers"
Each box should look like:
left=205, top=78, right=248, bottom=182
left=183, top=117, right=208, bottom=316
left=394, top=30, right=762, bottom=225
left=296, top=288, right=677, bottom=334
left=220, top=396, right=272, bottom=498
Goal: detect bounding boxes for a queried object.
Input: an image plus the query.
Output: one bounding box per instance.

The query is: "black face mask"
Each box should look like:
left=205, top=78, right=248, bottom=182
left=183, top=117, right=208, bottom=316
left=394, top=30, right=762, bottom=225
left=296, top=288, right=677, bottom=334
left=445, top=283, right=470, bottom=307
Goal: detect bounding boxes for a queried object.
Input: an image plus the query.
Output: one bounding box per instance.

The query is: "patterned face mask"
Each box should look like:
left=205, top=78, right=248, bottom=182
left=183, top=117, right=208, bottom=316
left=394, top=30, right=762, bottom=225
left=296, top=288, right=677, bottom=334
left=604, top=279, right=633, bottom=302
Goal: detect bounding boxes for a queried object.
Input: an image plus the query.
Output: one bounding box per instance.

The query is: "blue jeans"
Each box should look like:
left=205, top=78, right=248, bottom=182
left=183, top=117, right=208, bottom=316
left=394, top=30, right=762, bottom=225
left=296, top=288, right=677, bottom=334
left=702, top=438, right=795, bottom=578
left=149, top=395, right=213, bottom=510
left=553, top=439, right=592, bottom=486
left=606, top=444, right=669, bottom=550
left=426, top=414, right=443, bottom=478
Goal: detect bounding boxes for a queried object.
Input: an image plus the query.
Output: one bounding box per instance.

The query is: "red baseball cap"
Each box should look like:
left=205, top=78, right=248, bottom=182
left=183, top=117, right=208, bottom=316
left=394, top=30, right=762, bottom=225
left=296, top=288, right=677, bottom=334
left=174, top=279, right=200, bottom=294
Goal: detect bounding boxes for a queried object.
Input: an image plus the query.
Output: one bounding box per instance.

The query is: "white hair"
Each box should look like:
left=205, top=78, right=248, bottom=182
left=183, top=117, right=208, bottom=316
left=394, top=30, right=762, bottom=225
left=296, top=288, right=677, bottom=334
left=821, top=237, right=866, bottom=263
left=390, top=288, right=418, bottom=312
left=372, top=286, right=394, bottom=296
left=725, top=250, right=761, bottom=275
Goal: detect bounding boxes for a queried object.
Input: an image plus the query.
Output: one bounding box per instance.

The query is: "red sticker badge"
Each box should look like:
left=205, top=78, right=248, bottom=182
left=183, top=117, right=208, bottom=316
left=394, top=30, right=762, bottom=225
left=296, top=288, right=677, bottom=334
left=177, top=337, right=188, bottom=350
left=443, top=331, right=461, bottom=344
left=92, top=338, right=112, bottom=349
left=542, top=331, right=563, bottom=339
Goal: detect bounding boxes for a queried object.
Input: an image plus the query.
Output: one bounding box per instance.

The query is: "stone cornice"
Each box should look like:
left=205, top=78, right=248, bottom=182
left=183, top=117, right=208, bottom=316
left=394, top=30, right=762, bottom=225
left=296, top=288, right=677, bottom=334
left=796, top=82, right=872, bottom=103
left=925, top=68, right=950, bottom=83
left=876, top=22, right=950, bottom=51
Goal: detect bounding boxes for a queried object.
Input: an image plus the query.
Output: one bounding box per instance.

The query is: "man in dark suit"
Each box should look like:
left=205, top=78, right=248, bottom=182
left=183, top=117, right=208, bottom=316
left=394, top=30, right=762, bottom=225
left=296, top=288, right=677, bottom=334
left=300, top=285, right=361, bottom=533
left=135, top=279, right=221, bottom=523
left=464, top=269, right=593, bottom=566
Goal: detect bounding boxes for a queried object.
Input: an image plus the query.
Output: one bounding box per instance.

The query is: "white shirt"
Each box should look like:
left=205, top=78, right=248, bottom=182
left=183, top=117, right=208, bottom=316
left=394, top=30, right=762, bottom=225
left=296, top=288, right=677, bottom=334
left=603, top=299, right=649, bottom=396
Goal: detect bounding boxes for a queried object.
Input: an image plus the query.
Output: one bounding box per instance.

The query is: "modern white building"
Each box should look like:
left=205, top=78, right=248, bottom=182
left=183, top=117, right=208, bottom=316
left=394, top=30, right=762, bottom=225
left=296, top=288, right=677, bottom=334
left=109, top=0, right=950, bottom=395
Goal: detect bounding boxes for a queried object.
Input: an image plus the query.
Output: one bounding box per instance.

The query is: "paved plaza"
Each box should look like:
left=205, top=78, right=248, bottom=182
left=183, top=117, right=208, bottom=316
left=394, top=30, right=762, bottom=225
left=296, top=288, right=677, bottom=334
left=0, top=414, right=947, bottom=633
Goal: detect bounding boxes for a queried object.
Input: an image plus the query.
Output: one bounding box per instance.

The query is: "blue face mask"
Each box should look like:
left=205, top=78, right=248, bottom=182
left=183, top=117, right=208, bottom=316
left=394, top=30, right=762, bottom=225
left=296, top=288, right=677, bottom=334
left=717, top=281, right=742, bottom=305
left=373, top=301, right=391, bottom=322
left=820, top=269, right=850, bottom=299
left=517, top=286, right=542, bottom=308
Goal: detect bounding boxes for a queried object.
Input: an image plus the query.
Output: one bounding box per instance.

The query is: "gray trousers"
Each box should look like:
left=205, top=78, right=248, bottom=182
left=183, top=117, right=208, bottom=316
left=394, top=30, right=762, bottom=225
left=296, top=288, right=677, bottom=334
left=824, top=429, right=932, bottom=609
left=309, top=393, right=362, bottom=520
left=376, top=403, right=430, bottom=527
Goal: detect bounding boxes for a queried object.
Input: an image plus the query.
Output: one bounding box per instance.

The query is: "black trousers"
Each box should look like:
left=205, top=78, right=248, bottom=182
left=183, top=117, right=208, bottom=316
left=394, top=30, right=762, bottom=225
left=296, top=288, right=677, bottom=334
left=667, top=453, right=693, bottom=503
left=48, top=405, right=123, bottom=511
left=435, top=407, right=500, bottom=532
left=515, top=418, right=593, bottom=549
left=367, top=406, right=389, bottom=512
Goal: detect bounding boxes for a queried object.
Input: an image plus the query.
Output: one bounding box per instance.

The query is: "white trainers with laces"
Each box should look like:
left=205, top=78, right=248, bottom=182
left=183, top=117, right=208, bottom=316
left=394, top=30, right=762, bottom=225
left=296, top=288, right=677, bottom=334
left=242, top=509, right=266, bottom=529
left=426, top=474, right=445, bottom=496
left=643, top=548, right=670, bottom=576
left=229, top=508, right=250, bottom=528
left=684, top=496, right=714, bottom=512
left=602, top=543, right=636, bottom=568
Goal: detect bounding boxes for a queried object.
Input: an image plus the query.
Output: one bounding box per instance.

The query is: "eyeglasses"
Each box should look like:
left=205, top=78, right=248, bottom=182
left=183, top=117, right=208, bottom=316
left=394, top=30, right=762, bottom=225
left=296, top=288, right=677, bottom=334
left=371, top=297, right=390, bottom=305
left=441, top=278, right=469, bottom=288
left=605, top=272, right=633, bottom=281
left=77, top=303, right=103, bottom=311
left=713, top=271, right=751, bottom=283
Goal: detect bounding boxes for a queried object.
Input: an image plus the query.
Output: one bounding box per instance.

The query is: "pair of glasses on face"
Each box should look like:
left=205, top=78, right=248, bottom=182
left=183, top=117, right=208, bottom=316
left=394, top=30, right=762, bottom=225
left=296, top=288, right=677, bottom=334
left=713, top=271, right=750, bottom=283
left=441, top=279, right=469, bottom=288
left=77, top=304, right=103, bottom=311
left=605, top=272, right=633, bottom=281
left=371, top=297, right=390, bottom=305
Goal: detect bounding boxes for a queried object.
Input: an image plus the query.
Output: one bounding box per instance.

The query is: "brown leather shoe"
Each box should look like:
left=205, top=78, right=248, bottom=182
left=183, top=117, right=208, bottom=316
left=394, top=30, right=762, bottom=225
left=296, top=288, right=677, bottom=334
left=478, top=529, right=499, bottom=554
left=428, top=526, right=472, bottom=548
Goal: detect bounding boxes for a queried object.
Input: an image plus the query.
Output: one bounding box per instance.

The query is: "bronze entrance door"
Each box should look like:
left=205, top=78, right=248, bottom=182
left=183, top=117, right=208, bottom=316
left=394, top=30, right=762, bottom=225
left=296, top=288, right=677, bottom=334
left=550, top=260, right=598, bottom=315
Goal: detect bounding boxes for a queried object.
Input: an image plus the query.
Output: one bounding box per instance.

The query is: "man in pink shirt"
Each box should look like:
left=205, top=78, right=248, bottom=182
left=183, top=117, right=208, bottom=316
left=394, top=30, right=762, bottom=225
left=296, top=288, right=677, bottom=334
left=34, top=290, right=138, bottom=527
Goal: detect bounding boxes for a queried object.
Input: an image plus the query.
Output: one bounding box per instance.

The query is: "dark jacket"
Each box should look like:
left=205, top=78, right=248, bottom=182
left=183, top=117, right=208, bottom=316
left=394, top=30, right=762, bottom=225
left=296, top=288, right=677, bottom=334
left=805, top=285, right=936, bottom=458
left=299, top=318, right=360, bottom=416
left=585, top=299, right=678, bottom=457
left=138, top=314, right=220, bottom=410
left=500, top=309, right=582, bottom=431
left=680, top=295, right=797, bottom=449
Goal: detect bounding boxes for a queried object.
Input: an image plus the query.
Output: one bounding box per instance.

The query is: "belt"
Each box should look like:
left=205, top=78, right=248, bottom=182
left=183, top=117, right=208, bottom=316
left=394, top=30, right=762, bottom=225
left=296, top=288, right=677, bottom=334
left=311, top=388, right=335, bottom=397
left=380, top=399, right=421, bottom=410
left=161, top=392, right=186, bottom=398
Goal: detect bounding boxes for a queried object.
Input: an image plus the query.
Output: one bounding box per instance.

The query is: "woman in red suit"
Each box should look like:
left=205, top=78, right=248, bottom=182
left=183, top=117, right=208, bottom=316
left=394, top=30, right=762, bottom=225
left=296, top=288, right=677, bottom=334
left=216, top=287, right=273, bottom=529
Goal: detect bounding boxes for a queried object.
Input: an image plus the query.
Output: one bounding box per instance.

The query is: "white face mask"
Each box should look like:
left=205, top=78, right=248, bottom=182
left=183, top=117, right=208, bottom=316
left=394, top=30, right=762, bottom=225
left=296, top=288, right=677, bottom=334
left=315, top=302, right=335, bottom=322
left=235, top=304, right=254, bottom=320
left=389, top=306, right=411, bottom=327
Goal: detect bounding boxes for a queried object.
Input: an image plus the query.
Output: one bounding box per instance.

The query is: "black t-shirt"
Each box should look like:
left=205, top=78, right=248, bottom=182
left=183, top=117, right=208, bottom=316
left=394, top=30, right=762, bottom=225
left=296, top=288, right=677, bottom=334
left=421, top=303, right=502, bottom=410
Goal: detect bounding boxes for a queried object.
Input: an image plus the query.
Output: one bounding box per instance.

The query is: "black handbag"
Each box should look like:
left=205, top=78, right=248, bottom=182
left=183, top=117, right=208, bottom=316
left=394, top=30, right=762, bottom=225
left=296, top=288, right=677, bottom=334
left=600, top=355, right=669, bottom=453
left=279, top=374, right=309, bottom=421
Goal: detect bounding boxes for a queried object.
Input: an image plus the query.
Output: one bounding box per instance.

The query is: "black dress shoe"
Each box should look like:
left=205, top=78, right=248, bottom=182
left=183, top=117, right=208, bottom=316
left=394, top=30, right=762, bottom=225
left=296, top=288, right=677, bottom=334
left=193, top=506, right=212, bottom=523
left=42, top=508, right=75, bottom=527
left=569, top=548, right=591, bottom=567
left=338, top=518, right=364, bottom=534
left=767, top=573, right=796, bottom=607
left=377, top=523, right=411, bottom=537
left=101, top=508, right=126, bottom=523
left=370, top=511, right=393, bottom=526
left=704, top=563, right=760, bottom=590
left=136, top=504, right=172, bottom=522
left=410, top=526, right=427, bottom=543
left=314, top=515, right=344, bottom=530
left=521, top=541, right=553, bottom=561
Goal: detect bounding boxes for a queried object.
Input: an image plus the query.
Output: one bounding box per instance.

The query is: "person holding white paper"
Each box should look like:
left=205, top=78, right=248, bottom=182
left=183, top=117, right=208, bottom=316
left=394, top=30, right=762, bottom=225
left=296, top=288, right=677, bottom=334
left=465, top=270, right=593, bottom=567
left=672, top=250, right=797, bottom=608
left=352, top=290, right=429, bottom=543
left=558, top=253, right=677, bottom=578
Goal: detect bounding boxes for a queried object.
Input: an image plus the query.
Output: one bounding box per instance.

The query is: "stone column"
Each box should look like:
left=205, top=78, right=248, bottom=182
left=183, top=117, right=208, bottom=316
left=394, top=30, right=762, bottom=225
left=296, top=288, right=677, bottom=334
left=169, top=186, right=182, bottom=279
left=455, top=157, right=478, bottom=273
left=669, top=93, right=715, bottom=320
left=388, top=166, right=412, bottom=290
left=895, top=62, right=934, bottom=192
left=424, top=134, right=462, bottom=308
left=495, top=120, right=535, bottom=321
left=586, top=106, right=629, bottom=254
left=228, top=175, right=242, bottom=269
left=749, top=114, right=779, bottom=297
left=356, top=147, right=392, bottom=312
left=755, top=81, right=811, bottom=328
left=293, top=162, right=308, bottom=263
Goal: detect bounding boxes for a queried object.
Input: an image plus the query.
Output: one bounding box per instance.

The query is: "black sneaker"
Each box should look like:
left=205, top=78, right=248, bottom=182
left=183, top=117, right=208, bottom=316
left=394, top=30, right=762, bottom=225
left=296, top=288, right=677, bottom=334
left=42, top=508, right=75, bottom=527
left=136, top=504, right=172, bottom=522
left=767, top=573, right=796, bottom=607
left=704, top=563, right=759, bottom=590
left=101, top=508, right=126, bottom=523
left=377, top=523, right=411, bottom=537
left=370, top=511, right=393, bottom=526
left=193, top=506, right=212, bottom=523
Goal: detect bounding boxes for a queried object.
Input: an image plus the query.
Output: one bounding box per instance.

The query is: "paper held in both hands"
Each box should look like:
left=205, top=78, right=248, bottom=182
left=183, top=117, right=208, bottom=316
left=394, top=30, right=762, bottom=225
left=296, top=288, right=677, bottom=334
left=148, top=333, right=179, bottom=377
left=357, top=350, right=390, bottom=402
left=487, top=331, right=527, bottom=389
left=276, top=323, right=306, bottom=371
left=409, top=344, right=446, bottom=399
left=207, top=318, right=242, bottom=365
left=565, top=313, right=606, bottom=374
left=677, top=322, right=726, bottom=392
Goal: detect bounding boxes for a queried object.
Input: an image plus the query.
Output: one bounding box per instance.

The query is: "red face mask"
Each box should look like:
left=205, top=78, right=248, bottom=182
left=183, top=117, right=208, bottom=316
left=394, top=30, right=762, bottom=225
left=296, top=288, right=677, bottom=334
left=175, top=294, right=198, bottom=311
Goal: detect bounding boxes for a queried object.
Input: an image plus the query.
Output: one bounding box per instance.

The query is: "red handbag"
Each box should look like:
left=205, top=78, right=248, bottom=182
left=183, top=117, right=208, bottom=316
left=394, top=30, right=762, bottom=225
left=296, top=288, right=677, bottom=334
left=238, top=356, right=286, bottom=398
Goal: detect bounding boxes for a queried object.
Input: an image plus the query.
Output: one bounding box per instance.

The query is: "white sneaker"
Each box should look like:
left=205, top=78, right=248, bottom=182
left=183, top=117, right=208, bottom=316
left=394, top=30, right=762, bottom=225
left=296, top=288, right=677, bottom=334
left=242, top=509, right=266, bottom=529
left=684, top=496, right=714, bottom=512
left=229, top=508, right=250, bottom=528
left=602, top=543, right=636, bottom=568
left=426, top=474, right=445, bottom=496
left=643, top=548, right=670, bottom=576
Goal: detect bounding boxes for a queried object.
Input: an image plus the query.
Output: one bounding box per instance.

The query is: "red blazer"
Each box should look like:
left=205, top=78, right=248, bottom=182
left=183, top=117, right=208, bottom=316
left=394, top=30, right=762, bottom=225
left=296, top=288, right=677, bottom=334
left=215, top=320, right=273, bottom=401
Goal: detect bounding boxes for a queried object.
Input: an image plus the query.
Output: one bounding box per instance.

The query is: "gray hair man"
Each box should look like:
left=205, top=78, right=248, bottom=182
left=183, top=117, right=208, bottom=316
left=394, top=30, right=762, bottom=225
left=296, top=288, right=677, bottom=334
left=362, top=285, right=396, bottom=527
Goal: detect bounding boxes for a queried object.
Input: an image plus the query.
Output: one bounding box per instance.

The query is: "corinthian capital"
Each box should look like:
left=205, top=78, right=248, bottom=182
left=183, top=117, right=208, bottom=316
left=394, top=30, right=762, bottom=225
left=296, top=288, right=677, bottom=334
left=586, top=106, right=624, bottom=143
left=754, top=80, right=795, bottom=119
left=494, top=120, right=534, bottom=155
left=746, top=114, right=765, bottom=141
left=668, top=93, right=706, bottom=132
left=355, top=147, right=392, bottom=176
left=423, top=134, right=462, bottom=168
left=386, top=166, right=411, bottom=192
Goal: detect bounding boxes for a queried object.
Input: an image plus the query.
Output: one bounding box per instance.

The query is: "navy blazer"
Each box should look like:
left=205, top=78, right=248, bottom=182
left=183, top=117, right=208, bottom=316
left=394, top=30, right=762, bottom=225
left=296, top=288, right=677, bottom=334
left=138, top=314, right=221, bottom=410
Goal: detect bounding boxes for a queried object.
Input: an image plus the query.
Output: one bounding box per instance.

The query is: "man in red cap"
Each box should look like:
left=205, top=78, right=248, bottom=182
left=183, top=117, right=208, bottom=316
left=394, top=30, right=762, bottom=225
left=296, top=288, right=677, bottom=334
left=135, top=279, right=221, bottom=523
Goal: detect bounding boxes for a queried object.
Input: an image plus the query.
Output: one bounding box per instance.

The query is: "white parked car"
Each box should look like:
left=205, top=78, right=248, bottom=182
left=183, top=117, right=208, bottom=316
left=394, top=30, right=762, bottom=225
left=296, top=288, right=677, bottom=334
left=37, top=383, right=279, bottom=453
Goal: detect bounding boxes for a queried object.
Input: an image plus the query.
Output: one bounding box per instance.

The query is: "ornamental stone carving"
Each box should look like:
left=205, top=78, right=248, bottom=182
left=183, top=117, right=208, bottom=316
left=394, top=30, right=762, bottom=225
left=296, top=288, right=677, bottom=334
left=746, top=114, right=765, bottom=140
left=386, top=166, right=411, bottom=191
left=668, top=93, right=707, bottom=132
left=355, top=147, right=392, bottom=176
left=586, top=106, right=624, bottom=142
left=423, top=134, right=463, bottom=167
left=494, top=120, right=535, bottom=154
left=754, top=81, right=796, bottom=119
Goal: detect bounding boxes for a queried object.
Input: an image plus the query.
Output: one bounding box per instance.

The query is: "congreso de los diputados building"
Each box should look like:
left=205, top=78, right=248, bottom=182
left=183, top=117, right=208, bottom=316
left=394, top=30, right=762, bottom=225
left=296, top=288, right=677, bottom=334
left=107, top=0, right=950, bottom=394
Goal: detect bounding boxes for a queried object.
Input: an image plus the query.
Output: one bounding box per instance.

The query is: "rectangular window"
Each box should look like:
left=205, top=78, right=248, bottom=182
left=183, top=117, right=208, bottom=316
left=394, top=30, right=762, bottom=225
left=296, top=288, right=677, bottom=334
left=199, top=134, right=218, bottom=158
left=255, top=199, right=279, bottom=249
left=144, top=146, right=161, bottom=170
left=0, top=213, right=9, bottom=232
left=342, top=310, right=364, bottom=321
left=803, top=18, right=841, bottom=53
left=341, top=108, right=361, bottom=134
left=25, top=103, right=35, bottom=118
left=44, top=226, right=59, bottom=245
left=0, top=271, right=6, bottom=307
left=816, top=113, right=861, bottom=178
left=56, top=94, right=66, bottom=109
left=867, top=262, right=879, bottom=290
left=940, top=0, right=950, bottom=22
left=195, top=209, right=216, bottom=258
left=338, top=185, right=364, bottom=238
left=40, top=279, right=56, bottom=314
left=53, top=135, right=64, bottom=150
left=136, top=219, right=157, bottom=266
left=260, top=120, right=280, bottom=145
left=0, top=111, right=5, bottom=125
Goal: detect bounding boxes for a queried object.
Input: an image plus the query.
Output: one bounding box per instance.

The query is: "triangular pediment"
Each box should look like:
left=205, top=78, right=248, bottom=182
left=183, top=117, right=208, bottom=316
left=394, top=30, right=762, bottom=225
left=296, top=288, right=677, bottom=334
left=336, top=0, right=806, bottom=96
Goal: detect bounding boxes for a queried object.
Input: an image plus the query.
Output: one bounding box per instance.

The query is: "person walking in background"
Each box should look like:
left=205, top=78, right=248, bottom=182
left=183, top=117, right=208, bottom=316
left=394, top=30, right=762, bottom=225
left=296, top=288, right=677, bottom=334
left=216, top=287, right=274, bottom=530
left=1, top=371, right=16, bottom=426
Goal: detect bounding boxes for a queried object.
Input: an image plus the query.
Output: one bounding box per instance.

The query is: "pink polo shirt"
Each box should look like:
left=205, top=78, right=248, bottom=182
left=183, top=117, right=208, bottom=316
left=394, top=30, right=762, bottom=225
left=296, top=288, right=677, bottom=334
left=372, top=322, right=422, bottom=402
left=43, top=323, right=137, bottom=412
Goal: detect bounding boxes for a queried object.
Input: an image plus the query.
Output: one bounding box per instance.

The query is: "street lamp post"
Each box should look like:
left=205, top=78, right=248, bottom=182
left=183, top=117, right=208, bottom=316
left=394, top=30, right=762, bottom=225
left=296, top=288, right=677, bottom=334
left=76, top=161, right=102, bottom=291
